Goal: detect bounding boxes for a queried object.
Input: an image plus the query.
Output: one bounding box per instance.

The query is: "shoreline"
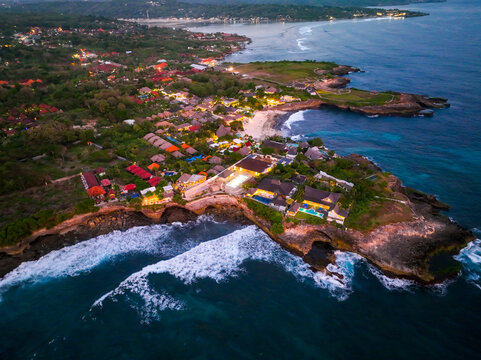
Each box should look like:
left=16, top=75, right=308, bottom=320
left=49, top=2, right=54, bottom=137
left=0, top=182, right=474, bottom=284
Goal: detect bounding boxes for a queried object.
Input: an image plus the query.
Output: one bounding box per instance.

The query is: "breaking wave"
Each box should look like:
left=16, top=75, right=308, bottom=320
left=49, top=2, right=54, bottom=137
left=296, top=38, right=310, bottom=51
left=93, top=226, right=363, bottom=317
left=283, top=110, right=307, bottom=133
left=454, top=239, right=481, bottom=290
left=367, top=265, right=416, bottom=292
left=0, top=217, right=218, bottom=292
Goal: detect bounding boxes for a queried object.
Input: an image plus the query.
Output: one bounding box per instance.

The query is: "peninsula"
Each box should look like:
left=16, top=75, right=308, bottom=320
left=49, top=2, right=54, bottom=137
left=0, top=13, right=472, bottom=284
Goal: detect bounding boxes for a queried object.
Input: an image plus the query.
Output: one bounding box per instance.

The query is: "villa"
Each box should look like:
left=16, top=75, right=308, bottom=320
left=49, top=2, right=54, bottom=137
left=233, top=156, right=275, bottom=177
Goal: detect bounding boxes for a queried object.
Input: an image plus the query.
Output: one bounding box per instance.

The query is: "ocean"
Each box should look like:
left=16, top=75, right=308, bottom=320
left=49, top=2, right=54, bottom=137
left=1, top=0, right=481, bottom=358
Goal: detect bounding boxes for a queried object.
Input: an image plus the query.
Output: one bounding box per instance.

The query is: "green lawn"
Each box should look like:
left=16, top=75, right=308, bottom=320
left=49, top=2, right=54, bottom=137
left=318, top=89, right=397, bottom=107
left=232, top=61, right=338, bottom=84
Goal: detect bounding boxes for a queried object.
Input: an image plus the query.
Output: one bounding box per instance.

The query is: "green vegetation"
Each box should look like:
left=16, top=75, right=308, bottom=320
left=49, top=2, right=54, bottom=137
left=295, top=211, right=326, bottom=225
left=245, top=198, right=284, bottom=233
left=0, top=209, right=72, bottom=247
left=233, top=61, right=337, bottom=84
left=317, top=89, right=398, bottom=107
left=2, top=1, right=427, bottom=22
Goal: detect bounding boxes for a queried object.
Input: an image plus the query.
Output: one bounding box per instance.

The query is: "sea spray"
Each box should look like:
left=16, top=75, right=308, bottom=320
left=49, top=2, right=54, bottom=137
left=0, top=216, right=223, bottom=293
left=454, top=239, right=481, bottom=290
left=93, top=226, right=363, bottom=321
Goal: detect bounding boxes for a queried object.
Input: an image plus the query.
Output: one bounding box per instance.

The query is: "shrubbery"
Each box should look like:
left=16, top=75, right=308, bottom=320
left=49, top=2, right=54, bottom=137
left=245, top=198, right=284, bottom=234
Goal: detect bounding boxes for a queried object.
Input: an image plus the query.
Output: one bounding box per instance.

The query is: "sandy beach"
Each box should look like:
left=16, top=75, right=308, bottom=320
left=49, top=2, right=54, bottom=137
left=243, top=110, right=287, bottom=140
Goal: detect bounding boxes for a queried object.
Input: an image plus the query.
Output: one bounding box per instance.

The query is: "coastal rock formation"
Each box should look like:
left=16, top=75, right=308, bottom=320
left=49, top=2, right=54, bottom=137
left=0, top=185, right=473, bottom=283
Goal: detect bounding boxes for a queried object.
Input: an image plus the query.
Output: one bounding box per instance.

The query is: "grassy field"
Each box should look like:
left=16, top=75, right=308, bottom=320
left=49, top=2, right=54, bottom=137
left=231, top=61, right=337, bottom=84
left=318, top=89, right=397, bottom=107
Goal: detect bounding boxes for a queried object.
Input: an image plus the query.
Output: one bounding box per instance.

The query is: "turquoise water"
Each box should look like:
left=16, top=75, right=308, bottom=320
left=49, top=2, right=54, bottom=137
left=2, top=1, right=481, bottom=358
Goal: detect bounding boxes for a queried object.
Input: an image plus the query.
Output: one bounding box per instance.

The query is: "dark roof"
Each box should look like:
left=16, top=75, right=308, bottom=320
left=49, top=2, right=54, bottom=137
left=218, top=169, right=234, bottom=178
left=262, top=140, right=286, bottom=151
left=82, top=171, right=99, bottom=189
left=288, top=202, right=301, bottom=213
left=291, top=174, right=306, bottom=184
left=305, top=147, right=324, bottom=160
left=236, top=157, right=272, bottom=173
left=332, top=204, right=350, bottom=217
left=271, top=196, right=287, bottom=208
left=304, top=186, right=341, bottom=207
left=287, top=147, right=297, bottom=155
left=257, top=178, right=296, bottom=197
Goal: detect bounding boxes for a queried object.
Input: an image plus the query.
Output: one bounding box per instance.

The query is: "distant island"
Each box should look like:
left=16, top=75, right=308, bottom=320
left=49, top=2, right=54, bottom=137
left=0, top=0, right=426, bottom=22
left=0, top=13, right=472, bottom=285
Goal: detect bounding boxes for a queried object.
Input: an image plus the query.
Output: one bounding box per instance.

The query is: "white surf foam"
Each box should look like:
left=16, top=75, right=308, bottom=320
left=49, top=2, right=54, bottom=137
left=283, top=110, right=307, bottom=132
left=299, top=25, right=313, bottom=36
left=454, top=239, right=481, bottom=290
left=93, top=227, right=363, bottom=313
left=367, top=265, right=416, bottom=292
left=296, top=38, right=310, bottom=51
left=0, top=221, right=206, bottom=292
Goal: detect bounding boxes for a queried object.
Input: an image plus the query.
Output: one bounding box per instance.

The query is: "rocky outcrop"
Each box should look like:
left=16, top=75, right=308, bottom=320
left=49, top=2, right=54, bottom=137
left=0, top=187, right=473, bottom=283
left=0, top=209, right=155, bottom=277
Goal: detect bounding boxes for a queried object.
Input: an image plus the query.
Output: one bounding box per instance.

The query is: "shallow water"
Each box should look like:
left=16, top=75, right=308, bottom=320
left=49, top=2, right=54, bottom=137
left=2, top=1, right=481, bottom=358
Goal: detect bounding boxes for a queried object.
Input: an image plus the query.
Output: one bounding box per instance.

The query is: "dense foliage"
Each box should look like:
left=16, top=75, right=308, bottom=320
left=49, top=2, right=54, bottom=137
left=1, top=1, right=426, bottom=21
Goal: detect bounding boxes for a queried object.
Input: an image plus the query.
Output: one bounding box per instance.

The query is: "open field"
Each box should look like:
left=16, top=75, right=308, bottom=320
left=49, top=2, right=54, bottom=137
left=232, top=61, right=337, bottom=84
left=318, top=89, right=398, bottom=107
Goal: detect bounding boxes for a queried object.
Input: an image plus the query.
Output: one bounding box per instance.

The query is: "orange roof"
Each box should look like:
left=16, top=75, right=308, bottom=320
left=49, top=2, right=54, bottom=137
left=147, top=163, right=160, bottom=171
left=154, top=63, right=167, bottom=70
left=181, top=144, right=190, bottom=149
left=165, top=145, right=180, bottom=153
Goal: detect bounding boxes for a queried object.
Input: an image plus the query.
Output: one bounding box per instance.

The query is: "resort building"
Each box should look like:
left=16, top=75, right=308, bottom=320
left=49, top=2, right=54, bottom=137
left=175, top=173, right=207, bottom=190
left=327, top=204, right=350, bottom=225
left=233, top=156, right=275, bottom=177
left=251, top=178, right=297, bottom=199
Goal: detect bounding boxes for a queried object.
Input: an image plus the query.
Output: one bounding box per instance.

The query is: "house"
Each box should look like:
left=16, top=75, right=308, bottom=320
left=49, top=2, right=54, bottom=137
left=303, top=186, right=341, bottom=211
left=144, top=133, right=156, bottom=141
left=328, top=204, right=350, bottom=224
left=264, top=87, right=278, bottom=94
left=286, top=147, right=297, bottom=158
left=287, top=202, right=301, bottom=217
left=185, top=147, right=198, bottom=155
left=252, top=178, right=297, bottom=199
left=81, top=171, right=99, bottom=190
left=150, top=154, right=166, bottom=163
left=176, top=123, right=191, bottom=131
left=147, top=163, right=160, bottom=171
left=315, top=170, right=354, bottom=191
left=271, top=196, right=288, bottom=212
left=139, top=87, right=152, bottom=94
left=156, top=121, right=174, bottom=128
left=171, top=151, right=184, bottom=158
left=237, top=146, right=251, bottom=157
left=159, top=142, right=174, bottom=150
left=163, top=185, right=174, bottom=198
left=123, top=119, right=135, bottom=125
left=305, top=147, right=326, bottom=161
left=175, top=173, right=206, bottom=190
left=233, top=157, right=274, bottom=176
left=262, top=140, right=287, bottom=152
left=299, top=141, right=310, bottom=150
left=291, top=174, right=306, bottom=184
left=191, top=64, right=207, bottom=71
left=216, top=125, right=232, bottom=138
left=209, top=156, right=223, bottom=165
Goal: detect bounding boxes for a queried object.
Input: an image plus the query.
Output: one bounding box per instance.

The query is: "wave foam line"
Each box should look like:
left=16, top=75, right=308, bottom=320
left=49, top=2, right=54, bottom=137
left=454, top=239, right=481, bottom=290
left=0, top=222, right=198, bottom=292
left=93, top=226, right=363, bottom=315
